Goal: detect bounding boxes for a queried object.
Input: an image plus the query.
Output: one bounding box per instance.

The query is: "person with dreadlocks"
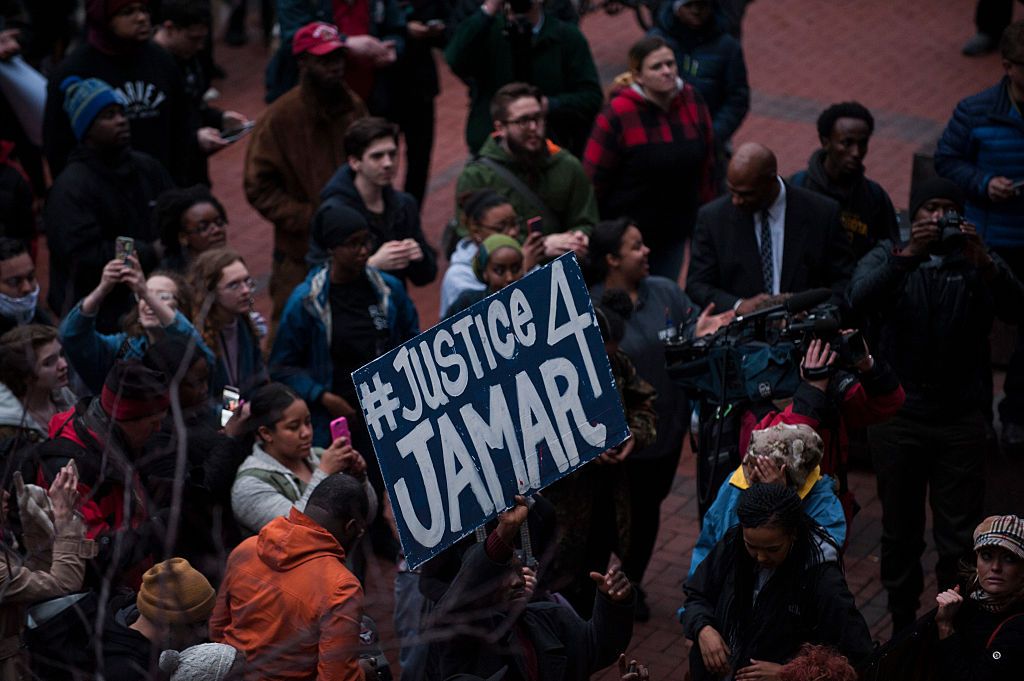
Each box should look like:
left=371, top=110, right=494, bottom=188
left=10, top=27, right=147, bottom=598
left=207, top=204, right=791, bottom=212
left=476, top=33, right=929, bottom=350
left=682, top=483, right=871, bottom=681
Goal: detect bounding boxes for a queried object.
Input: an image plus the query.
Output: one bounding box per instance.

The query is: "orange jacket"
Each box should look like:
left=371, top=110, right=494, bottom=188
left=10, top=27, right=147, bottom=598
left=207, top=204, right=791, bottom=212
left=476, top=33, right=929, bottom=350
left=210, top=508, right=364, bottom=681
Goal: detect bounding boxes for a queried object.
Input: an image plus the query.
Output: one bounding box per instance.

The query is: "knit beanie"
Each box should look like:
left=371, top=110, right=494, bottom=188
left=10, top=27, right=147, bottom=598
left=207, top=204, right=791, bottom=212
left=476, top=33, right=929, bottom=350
left=101, top=360, right=170, bottom=420
left=159, top=643, right=239, bottom=681
left=473, top=234, right=523, bottom=282
left=745, top=422, right=824, bottom=491
left=909, top=177, right=965, bottom=221
left=311, top=198, right=370, bottom=251
left=137, top=558, right=216, bottom=625
left=60, top=76, right=126, bottom=141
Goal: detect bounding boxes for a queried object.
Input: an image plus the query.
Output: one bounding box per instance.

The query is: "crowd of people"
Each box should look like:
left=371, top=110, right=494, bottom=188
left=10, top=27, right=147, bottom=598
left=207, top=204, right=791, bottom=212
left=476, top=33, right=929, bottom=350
left=0, top=0, right=1022, bottom=680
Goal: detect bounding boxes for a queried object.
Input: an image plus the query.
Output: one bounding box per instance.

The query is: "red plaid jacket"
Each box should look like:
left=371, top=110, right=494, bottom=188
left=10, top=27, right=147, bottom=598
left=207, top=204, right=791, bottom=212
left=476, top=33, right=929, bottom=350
left=583, top=82, right=716, bottom=207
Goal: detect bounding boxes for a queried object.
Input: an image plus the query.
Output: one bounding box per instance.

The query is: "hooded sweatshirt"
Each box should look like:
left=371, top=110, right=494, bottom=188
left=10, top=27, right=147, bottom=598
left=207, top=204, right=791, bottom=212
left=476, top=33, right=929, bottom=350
left=41, top=0, right=191, bottom=182
left=210, top=508, right=365, bottom=681
left=790, top=148, right=900, bottom=260
left=0, top=382, right=76, bottom=444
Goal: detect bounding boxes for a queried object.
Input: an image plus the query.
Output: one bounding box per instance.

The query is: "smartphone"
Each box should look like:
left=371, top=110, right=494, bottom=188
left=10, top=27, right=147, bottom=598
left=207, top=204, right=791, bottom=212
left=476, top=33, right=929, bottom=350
left=527, top=216, right=544, bottom=234
left=220, top=120, right=255, bottom=144
left=330, top=416, right=350, bottom=443
left=426, top=18, right=444, bottom=27
left=115, top=236, right=134, bottom=263
left=1012, top=178, right=1024, bottom=191
left=220, top=385, right=240, bottom=427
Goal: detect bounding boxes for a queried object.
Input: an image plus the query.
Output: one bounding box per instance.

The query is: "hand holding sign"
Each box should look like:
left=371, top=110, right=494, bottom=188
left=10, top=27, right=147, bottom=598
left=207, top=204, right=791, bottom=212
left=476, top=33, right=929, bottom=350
left=354, top=254, right=629, bottom=568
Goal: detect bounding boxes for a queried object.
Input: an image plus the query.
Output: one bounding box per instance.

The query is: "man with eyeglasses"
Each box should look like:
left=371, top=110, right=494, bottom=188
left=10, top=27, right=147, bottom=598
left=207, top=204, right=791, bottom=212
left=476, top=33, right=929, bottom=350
left=0, top=238, right=52, bottom=337
left=936, top=19, right=1024, bottom=447
left=445, top=0, right=602, bottom=157
left=455, top=82, right=598, bottom=261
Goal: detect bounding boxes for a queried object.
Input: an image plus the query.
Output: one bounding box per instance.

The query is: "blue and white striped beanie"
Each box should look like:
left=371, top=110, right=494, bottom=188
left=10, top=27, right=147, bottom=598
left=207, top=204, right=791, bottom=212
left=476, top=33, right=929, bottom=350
left=60, top=76, right=127, bottom=141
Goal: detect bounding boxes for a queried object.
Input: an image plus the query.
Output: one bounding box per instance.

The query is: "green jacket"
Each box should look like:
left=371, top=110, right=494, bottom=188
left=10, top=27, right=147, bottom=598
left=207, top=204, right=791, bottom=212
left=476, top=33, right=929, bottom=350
left=444, top=9, right=602, bottom=154
left=456, top=135, right=599, bottom=235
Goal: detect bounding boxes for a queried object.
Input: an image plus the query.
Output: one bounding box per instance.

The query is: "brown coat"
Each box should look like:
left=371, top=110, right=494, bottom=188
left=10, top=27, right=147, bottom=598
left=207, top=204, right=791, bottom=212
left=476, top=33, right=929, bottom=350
left=0, top=516, right=96, bottom=680
left=243, top=83, right=366, bottom=262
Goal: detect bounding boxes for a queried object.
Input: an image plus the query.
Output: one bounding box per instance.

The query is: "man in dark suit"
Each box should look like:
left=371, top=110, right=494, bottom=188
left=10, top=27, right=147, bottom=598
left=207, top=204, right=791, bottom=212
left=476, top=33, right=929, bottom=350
left=687, top=142, right=854, bottom=315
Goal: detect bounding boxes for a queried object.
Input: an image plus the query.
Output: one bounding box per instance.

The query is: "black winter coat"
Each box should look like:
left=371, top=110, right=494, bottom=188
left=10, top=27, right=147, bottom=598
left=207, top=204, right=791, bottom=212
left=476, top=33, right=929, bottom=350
left=682, top=526, right=872, bottom=681
left=424, top=543, right=634, bottom=681
left=43, top=146, right=173, bottom=333
left=849, top=242, right=1024, bottom=419
left=936, top=599, right=1024, bottom=681
left=42, top=41, right=191, bottom=184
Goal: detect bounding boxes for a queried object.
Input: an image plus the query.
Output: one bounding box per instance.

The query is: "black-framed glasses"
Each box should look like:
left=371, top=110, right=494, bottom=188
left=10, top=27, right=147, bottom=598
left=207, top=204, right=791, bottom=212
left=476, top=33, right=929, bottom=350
left=505, top=113, right=544, bottom=128
left=183, top=217, right=228, bottom=236
left=337, top=236, right=376, bottom=251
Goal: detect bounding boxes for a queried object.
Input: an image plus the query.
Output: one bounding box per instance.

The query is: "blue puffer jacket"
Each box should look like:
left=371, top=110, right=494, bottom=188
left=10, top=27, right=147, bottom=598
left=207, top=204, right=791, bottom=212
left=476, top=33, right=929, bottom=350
left=59, top=302, right=215, bottom=395
left=268, top=264, right=419, bottom=446
left=649, top=3, right=749, bottom=143
left=687, top=466, right=847, bottom=578
left=935, top=78, right=1024, bottom=249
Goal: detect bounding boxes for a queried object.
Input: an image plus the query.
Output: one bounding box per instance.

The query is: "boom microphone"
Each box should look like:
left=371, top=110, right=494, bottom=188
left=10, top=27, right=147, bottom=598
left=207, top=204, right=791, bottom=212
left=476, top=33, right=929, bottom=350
left=782, top=288, right=833, bottom=315
left=735, top=288, right=833, bottom=324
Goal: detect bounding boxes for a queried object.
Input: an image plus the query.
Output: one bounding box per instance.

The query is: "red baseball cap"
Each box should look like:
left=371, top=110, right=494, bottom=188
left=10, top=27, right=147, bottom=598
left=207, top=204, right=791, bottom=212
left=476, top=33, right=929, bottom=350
left=292, top=22, right=346, bottom=57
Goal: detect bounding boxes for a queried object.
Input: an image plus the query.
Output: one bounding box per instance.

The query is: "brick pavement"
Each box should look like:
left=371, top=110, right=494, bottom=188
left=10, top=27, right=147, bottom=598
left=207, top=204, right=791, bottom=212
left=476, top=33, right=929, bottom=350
left=195, top=1, right=1024, bottom=678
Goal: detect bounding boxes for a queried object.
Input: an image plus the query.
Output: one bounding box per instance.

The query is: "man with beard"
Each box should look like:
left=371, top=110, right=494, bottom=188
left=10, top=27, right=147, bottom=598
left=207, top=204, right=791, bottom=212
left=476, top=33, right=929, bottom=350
left=243, top=21, right=367, bottom=329
left=316, top=117, right=437, bottom=288
left=456, top=82, right=597, bottom=262
left=791, top=102, right=900, bottom=261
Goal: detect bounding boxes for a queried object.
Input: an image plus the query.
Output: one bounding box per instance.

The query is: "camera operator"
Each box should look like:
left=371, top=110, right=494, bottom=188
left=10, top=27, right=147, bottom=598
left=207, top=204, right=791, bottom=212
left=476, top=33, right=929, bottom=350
left=737, top=335, right=905, bottom=534
left=849, top=177, right=1024, bottom=635
left=444, top=0, right=602, bottom=157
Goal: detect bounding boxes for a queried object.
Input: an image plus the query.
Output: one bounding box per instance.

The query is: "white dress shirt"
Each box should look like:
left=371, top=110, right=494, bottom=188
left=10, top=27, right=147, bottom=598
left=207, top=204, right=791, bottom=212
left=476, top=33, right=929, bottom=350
left=753, top=177, right=787, bottom=295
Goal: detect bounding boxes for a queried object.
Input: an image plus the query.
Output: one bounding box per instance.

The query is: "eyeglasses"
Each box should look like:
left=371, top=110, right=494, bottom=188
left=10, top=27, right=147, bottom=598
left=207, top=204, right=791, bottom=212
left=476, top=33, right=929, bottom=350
left=505, top=113, right=544, bottom=128
left=479, top=217, right=521, bottom=234
left=183, top=217, right=227, bottom=236
left=337, top=236, right=376, bottom=251
left=221, top=277, right=257, bottom=293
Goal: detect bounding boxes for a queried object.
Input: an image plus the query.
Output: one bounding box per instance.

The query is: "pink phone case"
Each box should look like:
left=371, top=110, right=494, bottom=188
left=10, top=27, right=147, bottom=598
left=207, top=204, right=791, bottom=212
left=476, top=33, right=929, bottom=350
left=330, top=417, right=350, bottom=442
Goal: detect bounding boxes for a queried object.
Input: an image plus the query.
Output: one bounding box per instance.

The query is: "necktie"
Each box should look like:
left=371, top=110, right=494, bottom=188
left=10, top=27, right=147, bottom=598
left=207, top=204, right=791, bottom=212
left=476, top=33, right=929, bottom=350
left=759, top=209, right=773, bottom=294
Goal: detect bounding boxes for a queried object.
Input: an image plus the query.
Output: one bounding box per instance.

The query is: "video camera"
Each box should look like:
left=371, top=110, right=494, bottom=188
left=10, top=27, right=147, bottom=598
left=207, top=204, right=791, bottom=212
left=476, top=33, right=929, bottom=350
left=663, top=289, right=865, bottom=405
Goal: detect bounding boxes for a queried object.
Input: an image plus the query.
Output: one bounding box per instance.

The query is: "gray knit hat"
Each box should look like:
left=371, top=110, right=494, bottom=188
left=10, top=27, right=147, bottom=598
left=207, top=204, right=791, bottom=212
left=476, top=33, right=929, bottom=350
left=159, top=643, right=240, bottom=681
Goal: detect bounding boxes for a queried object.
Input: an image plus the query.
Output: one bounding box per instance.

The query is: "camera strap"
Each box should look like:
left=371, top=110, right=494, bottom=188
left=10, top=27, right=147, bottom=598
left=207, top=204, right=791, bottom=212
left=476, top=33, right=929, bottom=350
left=477, top=157, right=562, bottom=232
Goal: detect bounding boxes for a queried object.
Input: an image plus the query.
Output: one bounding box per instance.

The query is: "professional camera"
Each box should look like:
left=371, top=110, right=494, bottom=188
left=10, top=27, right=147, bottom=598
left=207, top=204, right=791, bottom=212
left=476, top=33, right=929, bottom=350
left=932, top=209, right=966, bottom=254
left=663, top=289, right=864, bottom=404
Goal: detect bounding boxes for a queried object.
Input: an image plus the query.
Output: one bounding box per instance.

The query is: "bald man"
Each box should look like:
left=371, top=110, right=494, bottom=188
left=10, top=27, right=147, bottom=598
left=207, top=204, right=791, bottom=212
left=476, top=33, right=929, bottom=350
left=686, top=142, right=854, bottom=314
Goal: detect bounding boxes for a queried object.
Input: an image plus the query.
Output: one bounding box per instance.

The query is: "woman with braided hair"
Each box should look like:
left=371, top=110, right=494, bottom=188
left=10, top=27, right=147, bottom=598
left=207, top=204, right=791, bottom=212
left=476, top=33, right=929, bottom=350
left=682, top=483, right=871, bottom=681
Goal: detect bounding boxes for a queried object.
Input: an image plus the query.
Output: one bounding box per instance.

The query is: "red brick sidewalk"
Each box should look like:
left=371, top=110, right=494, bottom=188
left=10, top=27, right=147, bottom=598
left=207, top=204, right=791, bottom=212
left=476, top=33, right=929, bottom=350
left=200, top=1, right=1023, bottom=678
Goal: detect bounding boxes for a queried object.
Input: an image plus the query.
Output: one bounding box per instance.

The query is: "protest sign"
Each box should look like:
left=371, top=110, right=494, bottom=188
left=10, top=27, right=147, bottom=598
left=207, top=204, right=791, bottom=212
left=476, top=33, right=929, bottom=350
left=353, top=253, right=630, bottom=568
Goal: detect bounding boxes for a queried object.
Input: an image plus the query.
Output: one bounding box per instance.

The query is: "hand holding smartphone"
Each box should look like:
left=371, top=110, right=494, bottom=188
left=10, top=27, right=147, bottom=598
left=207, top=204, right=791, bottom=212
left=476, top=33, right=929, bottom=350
left=330, top=416, right=350, bottom=443
left=221, top=386, right=240, bottom=427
